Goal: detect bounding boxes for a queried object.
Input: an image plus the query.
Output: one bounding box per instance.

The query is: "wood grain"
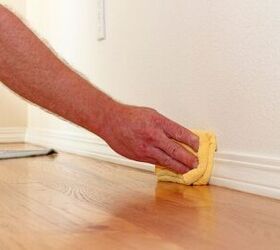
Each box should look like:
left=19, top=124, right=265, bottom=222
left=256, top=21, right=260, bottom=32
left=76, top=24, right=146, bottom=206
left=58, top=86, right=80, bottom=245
left=0, top=143, right=279, bottom=250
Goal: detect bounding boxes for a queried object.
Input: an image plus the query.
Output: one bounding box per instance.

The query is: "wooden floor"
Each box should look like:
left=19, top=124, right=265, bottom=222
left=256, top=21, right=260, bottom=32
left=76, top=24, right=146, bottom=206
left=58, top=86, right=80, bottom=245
left=0, top=144, right=279, bottom=250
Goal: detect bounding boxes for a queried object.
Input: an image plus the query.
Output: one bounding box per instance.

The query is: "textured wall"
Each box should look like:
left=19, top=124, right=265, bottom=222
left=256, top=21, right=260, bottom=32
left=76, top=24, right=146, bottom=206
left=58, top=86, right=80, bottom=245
left=26, top=0, right=280, bottom=159
left=0, top=0, right=27, bottom=127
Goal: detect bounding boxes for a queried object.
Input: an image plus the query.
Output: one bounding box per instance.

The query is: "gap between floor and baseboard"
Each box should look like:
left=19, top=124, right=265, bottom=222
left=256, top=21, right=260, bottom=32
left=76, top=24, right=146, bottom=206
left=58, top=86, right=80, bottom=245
left=1, top=127, right=279, bottom=200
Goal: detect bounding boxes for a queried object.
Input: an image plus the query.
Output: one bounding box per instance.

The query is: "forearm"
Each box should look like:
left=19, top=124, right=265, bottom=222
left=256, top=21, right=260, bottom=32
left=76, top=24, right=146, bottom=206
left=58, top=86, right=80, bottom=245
left=0, top=5, right=116, bottom=137
left=0, top=5, right=199, bottom=173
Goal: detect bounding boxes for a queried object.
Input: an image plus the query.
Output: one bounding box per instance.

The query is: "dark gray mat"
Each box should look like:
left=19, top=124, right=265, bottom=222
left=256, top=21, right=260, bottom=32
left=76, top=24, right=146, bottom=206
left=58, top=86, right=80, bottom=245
left=0, top=149, right=57, bottom=160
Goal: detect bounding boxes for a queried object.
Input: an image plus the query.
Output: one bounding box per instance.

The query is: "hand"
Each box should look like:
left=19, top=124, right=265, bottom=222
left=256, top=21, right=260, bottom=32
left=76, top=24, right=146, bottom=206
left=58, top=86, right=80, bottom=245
left=101, top=103, right=199, bottom=174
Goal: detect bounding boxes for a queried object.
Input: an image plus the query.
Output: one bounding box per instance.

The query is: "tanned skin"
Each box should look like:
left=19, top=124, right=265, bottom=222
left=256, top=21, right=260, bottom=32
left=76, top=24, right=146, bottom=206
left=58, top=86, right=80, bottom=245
left=0, top=5, right=199, bottom=173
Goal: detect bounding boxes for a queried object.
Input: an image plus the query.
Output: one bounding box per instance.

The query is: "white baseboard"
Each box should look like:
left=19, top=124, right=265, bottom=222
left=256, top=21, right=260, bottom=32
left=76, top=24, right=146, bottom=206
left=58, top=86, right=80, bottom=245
left=211, top=153, right=280, bottom=200
left=0, top=127, right=26, bottom=143
left=26, top=128, right=280, bottom=200
left=25, top=128, right=153, bottom=171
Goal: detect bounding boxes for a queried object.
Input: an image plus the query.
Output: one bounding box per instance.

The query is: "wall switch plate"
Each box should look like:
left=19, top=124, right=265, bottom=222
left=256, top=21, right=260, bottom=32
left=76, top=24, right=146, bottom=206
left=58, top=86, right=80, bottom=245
left=97, top=0, right=106, bottom=40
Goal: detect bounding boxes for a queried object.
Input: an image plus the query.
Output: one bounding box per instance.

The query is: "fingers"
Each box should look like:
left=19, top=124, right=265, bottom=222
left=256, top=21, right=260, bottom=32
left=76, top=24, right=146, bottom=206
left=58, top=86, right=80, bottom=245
left=163, top=119, right=199, bottom=152
left=150, top=147, right=192, bottom=174
left=157, top=138, right=198, bottom=169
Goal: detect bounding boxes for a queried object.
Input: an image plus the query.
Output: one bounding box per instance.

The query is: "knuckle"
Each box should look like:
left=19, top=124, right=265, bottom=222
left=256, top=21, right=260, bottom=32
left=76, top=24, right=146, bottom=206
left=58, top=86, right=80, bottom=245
left=167, top=143, right=181, bottom=156
left=161, top=157, right=171, bottom=166
left=151, top=114, right=164, bottom=127
left=147, top=107, right=158, bottom=114
left=143, top=107, right=159, bottom=119
left=145, top=130, right=155, bottom=140
left=174, top=128, right=185, bottom=139
left=144, top=130, right=160, bottom=144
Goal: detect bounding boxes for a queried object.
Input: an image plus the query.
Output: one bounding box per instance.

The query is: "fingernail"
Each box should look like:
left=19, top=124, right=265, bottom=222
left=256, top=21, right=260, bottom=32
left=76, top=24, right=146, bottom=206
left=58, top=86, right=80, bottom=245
left=180, top=168, right=189, bottom=174
left=192, top=158, right=199, bottom=168
left=191, top=135, right=199, bottom=151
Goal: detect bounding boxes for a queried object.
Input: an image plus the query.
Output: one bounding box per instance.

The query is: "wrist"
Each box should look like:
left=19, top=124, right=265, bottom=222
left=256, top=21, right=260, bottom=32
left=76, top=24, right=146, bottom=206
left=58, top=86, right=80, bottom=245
left=90, top=96, right=123, bottom=140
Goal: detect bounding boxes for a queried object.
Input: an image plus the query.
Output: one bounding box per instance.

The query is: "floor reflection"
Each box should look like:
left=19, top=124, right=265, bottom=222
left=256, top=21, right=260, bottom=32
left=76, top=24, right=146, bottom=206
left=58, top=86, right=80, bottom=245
left=155, top=182, right=217, bottom=238
left=99, top=182, right=218, bottom=247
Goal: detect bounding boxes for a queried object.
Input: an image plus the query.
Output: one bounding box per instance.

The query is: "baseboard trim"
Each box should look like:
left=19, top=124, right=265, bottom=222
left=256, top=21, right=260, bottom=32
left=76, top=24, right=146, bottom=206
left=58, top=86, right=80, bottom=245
left=26, top=128, right=280, bottom=200
left=25, top=128, right=154, bottom=171
left=210, top=176, right=280, bottom=200
left=212, top=154, right=280, bottom=199
left=0, top=127, right=26, bottom=143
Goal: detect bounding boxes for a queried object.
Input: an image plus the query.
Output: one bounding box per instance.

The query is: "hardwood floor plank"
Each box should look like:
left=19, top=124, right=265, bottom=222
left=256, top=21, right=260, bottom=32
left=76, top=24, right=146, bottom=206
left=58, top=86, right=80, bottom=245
left=0, top=144, right=279, bottom=250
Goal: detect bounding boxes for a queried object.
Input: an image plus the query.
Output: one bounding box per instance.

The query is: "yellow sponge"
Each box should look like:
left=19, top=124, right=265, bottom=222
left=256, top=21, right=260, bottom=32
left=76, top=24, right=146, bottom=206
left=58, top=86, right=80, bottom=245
left=155, top=131, right=217, bottom=185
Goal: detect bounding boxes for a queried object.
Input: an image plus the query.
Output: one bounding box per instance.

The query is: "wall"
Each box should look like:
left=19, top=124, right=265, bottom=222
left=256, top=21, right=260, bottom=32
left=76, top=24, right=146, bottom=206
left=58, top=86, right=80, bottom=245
left=0, top=0, right=27, bottom=130
left=25, top=0, right=97, bottom=134
left=25, top=1, right=280, bottom=198
left=0, top=0, right=25, bottom=15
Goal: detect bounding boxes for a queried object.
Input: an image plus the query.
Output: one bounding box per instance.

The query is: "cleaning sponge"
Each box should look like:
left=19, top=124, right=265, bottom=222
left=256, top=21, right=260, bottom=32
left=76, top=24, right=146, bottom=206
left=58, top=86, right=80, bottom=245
left=155, top=131, right=217, bottom=185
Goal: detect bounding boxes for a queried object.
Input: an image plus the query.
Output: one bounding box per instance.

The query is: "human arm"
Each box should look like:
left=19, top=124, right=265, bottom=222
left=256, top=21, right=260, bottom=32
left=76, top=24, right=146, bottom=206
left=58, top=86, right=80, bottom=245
left=0, top=5, right=199, bottom=173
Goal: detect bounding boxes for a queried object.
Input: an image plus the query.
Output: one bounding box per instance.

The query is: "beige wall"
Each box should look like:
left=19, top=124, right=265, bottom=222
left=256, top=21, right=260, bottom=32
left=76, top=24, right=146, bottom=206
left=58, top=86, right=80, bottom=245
left=26, top=0, right=280, bottom=159
left=0, top=0, right=25, bottom=14
left=0, top=0, right=27, bottom=128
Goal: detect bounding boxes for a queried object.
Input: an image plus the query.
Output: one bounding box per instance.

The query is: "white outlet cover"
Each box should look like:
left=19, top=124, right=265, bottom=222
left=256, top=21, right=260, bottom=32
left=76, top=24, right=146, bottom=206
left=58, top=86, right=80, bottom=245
left=97, top=0, right=106, bottom=40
